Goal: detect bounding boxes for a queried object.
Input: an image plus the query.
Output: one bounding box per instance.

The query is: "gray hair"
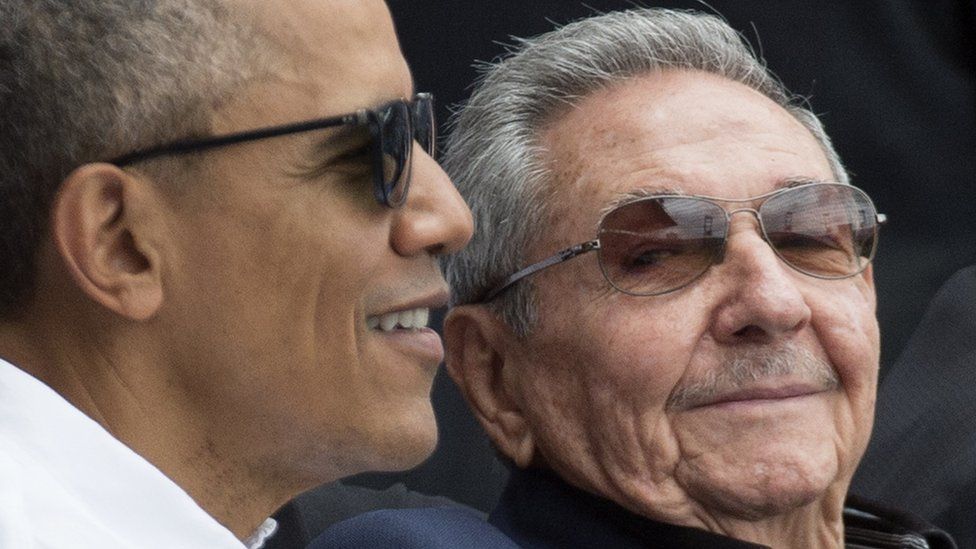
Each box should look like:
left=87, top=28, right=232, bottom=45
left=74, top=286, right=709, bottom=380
left=0, top=0, right=271, bottom=317
left=441, top=8, right=848, bottom=336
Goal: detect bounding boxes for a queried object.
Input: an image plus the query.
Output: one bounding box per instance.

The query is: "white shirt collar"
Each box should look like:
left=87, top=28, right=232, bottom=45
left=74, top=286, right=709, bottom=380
left=244, top=517, right=279, bottom=549
left=0, top=357, right=258, bottom=548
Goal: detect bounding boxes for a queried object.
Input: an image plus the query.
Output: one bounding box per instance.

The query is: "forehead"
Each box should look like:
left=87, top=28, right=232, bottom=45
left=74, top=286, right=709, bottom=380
left=215, top=0, right=412, bottom=130
left=538, top=70, right=834, bottom=232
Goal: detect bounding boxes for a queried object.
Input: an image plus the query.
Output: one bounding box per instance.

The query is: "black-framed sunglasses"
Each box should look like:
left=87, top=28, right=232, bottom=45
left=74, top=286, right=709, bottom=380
left=107, top=93, right=436, bottom=208
left=480, top=182, right=886, bottom=302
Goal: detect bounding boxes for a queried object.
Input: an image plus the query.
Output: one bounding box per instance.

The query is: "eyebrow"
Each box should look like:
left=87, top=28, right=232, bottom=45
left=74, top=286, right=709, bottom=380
left=290, top=123, right=372, bottom=179
left=603, top=176, right=834, bottom=212
left=293, top=88, right=418, bottom=175
left=310, top=124, right=370, bottom=160
left=779, top=176, right=831, bottom=188
left=602, top=185, right=685, bottom=215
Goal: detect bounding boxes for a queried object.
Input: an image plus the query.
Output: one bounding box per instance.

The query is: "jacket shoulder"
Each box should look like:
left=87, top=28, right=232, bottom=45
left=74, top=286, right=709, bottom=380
left=309, top=506, right=519, bottom=549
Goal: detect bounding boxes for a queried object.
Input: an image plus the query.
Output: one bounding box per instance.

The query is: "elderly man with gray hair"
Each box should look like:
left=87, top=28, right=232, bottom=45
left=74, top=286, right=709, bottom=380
left=313, top=8, right=955, bottom=549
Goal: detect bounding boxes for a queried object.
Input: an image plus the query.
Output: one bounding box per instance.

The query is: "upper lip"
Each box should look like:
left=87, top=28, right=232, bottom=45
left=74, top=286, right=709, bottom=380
left=688, top=383, right=828, bottom=410
left=369, top=287, right=450, bottom=318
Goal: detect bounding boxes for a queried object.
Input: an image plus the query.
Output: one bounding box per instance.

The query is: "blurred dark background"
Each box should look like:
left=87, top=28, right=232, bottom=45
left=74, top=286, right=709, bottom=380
left=347, top=0, right=975, bottom=530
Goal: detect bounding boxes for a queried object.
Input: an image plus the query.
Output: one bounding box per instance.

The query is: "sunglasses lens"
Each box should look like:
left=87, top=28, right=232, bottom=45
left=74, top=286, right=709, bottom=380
left=374, top=95, right=435, bottom=207
left=413, top=94, right=436, bottom=157
left=761, top=184, right=878, bottom=278
left=598, top=197, right=728, bottom=295
left=375, top=101, right=411, bottom=207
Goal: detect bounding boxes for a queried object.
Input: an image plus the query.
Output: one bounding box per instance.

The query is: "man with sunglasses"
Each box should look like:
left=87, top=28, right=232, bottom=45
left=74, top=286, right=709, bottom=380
left=0, top=0, right=471, bottom=547
left=315, top=8, right=954, bottom=549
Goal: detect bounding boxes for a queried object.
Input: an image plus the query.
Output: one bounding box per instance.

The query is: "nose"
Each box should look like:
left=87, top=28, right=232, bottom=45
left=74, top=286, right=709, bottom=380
left=708, top=217, right=811, bottom=344
left=390, top=144, right=473, bottom=256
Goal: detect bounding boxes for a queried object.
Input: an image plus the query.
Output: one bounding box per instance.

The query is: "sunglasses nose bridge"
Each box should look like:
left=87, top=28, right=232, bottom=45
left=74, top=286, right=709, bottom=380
left=725, top=207, right=763, bottom=236
left=718, top=207, right=774, bottom=264
left=726, top=207, right=760, bottom=219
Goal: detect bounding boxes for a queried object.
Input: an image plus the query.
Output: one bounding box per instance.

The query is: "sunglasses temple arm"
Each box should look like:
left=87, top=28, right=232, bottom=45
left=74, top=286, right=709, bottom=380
left=109, top=113, right=359, bottom=166
left=480, top=240, right=601, bottom=303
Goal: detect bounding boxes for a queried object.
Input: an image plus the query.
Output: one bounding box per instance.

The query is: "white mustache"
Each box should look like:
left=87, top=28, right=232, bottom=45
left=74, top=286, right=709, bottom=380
left=665, top=344, right=839, bottom=410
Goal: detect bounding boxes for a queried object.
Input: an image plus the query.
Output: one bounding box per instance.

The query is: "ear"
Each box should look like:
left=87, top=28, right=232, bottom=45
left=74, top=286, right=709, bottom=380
left=444, top=305, right=536, bottom=467
left=51, top=163, right=164, bottom=320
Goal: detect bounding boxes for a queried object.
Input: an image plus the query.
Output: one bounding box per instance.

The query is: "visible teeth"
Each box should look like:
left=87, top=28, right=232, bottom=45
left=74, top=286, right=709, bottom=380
left=380, top=313, right=398, bottom=331
left=400, top=308, right=416, bottom=328
left=368, top=308, right=431, bottom=331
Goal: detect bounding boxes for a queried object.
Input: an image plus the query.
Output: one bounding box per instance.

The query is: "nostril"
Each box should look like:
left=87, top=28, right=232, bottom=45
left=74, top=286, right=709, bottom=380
left=733, top=324, right=767, bottom=340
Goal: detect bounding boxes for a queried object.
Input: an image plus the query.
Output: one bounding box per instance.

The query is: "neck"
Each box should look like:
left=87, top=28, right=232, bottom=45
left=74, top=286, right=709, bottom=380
left=0, top=309, right=296, bottom=540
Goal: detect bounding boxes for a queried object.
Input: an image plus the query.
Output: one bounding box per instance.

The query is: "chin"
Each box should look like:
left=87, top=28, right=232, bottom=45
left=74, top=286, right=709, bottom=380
left=368, top=404, right=439, bottom=472
left=707, top=480, right=825, bottom=521
left=681, top=448, right=838, bottom=521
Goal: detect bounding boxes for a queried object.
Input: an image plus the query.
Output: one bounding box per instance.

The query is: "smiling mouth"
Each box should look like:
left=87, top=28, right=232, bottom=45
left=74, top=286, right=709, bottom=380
left=692, top=385, right=828, bottom=409
left=366, top=307, right=431, bottom=332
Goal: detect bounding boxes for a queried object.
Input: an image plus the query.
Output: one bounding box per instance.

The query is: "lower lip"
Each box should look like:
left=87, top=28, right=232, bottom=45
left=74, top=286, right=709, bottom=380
left=372, top=326, right=444, bottom=367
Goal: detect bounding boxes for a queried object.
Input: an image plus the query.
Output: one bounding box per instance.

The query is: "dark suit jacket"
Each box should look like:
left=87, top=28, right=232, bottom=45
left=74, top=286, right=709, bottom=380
left=852, top=265, right=976, bottom=547
left=308, top=468, right=765, bottom=549
left=308, top=507, right=519, bottom=549
left=310, top=467, right=954, bottom=548
left=264, top=482, right=469, bottom=549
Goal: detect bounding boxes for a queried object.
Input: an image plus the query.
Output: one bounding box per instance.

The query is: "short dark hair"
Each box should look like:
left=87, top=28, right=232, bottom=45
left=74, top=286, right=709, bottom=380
left=0, top=0, right=268, bottom=316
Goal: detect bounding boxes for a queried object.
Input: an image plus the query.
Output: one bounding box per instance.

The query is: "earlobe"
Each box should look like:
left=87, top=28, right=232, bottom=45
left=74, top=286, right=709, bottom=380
left=52, top=164, right=164, bottom=320
left=444, top=306, right=536, bottom=466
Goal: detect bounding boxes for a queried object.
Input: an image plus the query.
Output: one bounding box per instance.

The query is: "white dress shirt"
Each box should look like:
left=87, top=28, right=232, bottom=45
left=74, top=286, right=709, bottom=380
left=0, top=357, right=249, bottom=548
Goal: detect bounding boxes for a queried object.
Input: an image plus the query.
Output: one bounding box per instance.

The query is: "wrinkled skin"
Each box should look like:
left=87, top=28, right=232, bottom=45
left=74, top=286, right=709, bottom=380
left=449, top=70, right=878, bottom=548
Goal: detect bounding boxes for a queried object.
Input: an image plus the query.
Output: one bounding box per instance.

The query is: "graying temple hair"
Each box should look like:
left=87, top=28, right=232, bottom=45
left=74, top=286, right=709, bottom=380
left=0, top=0, right=271, bottom=316
left=441, top=8, right=849, bottom=337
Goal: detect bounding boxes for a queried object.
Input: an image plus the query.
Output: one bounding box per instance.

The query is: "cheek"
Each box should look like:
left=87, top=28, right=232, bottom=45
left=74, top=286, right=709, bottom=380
left=811, top=283, right=879, bottom=390
left=808, top=283, right=880, bottom=456
left=521, top=298, right=699, bottom=475
left=534, top=296, right=701, bottom=413
left=591, top=295, right=710, bottom=402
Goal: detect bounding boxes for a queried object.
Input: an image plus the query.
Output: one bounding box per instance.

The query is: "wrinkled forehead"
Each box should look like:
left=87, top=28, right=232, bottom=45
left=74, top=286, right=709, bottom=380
left=537, top=70, right=834, bottom=237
